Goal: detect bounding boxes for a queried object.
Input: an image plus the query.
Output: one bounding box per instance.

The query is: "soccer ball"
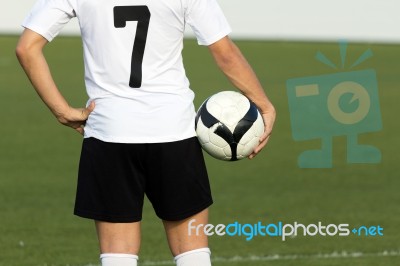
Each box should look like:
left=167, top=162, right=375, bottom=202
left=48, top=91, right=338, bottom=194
left=195, top=91, right=264, bottom=161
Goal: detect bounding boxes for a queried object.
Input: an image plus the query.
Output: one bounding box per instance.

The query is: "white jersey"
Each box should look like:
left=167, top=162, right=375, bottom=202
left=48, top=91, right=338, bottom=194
left=23, top=0, right=231, bottom=143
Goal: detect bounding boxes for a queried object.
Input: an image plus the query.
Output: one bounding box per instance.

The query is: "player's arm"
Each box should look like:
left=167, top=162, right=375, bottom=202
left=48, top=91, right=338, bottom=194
left=16, top=28, right=94, bottom=135
left=208, top=36, right=276, bottom=159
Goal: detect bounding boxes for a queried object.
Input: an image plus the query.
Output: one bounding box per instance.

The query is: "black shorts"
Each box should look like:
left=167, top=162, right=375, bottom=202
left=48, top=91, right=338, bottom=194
left=74, top=137, right=212, bottom=223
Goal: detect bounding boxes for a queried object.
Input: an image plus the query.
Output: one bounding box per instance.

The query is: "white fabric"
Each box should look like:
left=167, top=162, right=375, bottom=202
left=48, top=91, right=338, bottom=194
left=100, top=253, right=138, bottom=266
left=22, top=0, right=231, bottom=143
left=174, top=248, right=211, bottom=266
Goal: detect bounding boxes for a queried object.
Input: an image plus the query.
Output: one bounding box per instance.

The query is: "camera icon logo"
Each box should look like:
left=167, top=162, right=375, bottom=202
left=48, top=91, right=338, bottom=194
left=286, top=42, right=382, bottom=168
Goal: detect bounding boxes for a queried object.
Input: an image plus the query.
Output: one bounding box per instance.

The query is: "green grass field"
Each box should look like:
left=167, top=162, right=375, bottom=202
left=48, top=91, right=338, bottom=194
left=1, top=35, right=400, bottom=266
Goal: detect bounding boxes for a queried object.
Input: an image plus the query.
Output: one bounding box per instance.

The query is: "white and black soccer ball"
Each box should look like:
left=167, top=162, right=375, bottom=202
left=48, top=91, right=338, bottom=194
left=195, top=91, right=265, bottom=161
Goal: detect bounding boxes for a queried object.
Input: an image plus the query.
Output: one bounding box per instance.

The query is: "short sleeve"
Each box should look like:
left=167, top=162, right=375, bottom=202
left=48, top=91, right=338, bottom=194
left=185, top=0, right=232, bottom=45
left=22, top=0, right=75, bottom=42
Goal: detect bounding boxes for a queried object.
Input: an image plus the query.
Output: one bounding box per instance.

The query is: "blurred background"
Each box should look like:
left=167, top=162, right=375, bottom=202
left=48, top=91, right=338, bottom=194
left=1, top=0, right=399, bottom=265
left=3, top=0, right=400, bottom=42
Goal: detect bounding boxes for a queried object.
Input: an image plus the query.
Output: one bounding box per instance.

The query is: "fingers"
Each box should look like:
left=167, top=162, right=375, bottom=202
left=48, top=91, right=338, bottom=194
left=81, top=101, right=95, bottom=119
left=248, top=111, right=275, bottom=159
left=86, top=101, right=95, bottom=114
left=75, top=102, right=95, bottom=134
left=58, top=102, right=95, bottom=134
left=248, top=134, right=270, bottom=159
left=75, top=125, right=85, bottom=135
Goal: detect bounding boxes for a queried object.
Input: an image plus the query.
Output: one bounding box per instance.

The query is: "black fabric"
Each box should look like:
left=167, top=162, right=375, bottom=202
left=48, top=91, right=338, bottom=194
left=74, top=137, right=212, bottom=222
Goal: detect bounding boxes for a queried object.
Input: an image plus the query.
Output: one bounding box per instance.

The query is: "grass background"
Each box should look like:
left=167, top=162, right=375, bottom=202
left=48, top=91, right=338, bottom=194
left=1, top=35, right=400, bottom=265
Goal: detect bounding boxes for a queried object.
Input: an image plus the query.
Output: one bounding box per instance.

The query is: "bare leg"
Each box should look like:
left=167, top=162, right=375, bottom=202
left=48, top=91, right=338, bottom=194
left=163, top=209, right=209, bottom=257
left=95, top=221, right=141, bottom=255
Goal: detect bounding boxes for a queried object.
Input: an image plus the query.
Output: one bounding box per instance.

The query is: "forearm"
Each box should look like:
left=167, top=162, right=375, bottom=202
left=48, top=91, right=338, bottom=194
left=208, top=37, right=274, bottom=115
left=16, top=30, right=70, bottom=122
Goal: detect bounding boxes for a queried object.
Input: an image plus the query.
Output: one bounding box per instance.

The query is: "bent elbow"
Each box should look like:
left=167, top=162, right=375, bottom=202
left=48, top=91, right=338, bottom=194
left=15, top=39, right=35, bottom=64
left=15, top=43, right=27, bottom=62
left=16, top=29, right=47, bottom=63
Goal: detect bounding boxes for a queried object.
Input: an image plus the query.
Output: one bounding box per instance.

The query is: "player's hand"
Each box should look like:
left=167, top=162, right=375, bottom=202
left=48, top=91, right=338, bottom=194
left=56, top=101, right=95, bottom=135
left=249, top=106, right=276, bottom=159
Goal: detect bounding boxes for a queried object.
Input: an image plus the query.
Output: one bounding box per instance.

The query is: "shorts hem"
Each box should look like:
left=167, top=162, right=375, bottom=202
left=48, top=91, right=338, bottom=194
left=74, top=209, right=142, bottom=223
left=156, top=200, right=213, bottom=221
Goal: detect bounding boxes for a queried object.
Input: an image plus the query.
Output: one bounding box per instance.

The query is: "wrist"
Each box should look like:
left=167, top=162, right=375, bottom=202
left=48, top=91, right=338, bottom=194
left=52, top=104, right=71, bottom=123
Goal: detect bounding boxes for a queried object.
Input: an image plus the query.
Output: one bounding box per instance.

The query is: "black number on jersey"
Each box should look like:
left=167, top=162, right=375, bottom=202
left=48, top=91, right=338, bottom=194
left=114, top=6, right=151, bottom=88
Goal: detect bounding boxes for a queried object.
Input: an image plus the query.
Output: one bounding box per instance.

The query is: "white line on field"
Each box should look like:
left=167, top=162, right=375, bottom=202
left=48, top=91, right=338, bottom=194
left=81, top=250, right=400, bottom=266
left=142, top=250, right=400, bottom=265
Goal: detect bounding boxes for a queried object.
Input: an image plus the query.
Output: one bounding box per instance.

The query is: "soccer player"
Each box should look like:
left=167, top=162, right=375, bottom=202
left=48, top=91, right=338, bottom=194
left=16, top=0, right=276, bottom=265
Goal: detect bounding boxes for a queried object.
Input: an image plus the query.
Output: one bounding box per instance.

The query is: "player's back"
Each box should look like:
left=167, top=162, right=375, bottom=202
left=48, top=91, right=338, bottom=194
left=70, top=0, right=193, bottom=142
left=23, top=0, right=231, bottom=143
left=75, top=0, right=188, bottom=98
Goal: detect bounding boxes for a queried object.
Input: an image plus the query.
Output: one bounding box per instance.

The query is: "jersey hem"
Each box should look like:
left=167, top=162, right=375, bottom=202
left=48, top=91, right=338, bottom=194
left=198, top=28, right=232, bottom=46
left=22, top=24, right=55, bottom=42
left=84, top=129, right=197, bottom=144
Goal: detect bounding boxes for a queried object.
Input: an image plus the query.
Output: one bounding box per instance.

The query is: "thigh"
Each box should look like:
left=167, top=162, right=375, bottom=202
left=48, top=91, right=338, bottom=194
left=163, top=208, right=209, bottom=256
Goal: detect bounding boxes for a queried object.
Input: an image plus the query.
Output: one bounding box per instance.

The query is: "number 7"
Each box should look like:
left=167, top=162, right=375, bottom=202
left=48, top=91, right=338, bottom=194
left=114, top=6, right=151, bottom=88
